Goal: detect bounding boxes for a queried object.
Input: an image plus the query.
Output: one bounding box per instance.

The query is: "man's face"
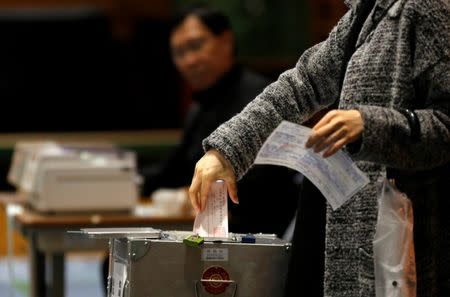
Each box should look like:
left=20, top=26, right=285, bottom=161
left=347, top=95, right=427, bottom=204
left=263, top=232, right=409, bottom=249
left=170, top=15, right=234, bottom=91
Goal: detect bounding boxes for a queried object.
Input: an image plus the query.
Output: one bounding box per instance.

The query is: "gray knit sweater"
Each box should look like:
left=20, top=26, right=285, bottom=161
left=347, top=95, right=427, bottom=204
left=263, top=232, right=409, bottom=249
left=204, top=0, right=450, bottom=296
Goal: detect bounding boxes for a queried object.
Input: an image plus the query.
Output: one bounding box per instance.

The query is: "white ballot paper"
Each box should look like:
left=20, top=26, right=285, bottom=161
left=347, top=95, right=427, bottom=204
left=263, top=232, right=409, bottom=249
left=193, top=180, right=229, bottom=237
left=255, top=121, right=369, bottom=210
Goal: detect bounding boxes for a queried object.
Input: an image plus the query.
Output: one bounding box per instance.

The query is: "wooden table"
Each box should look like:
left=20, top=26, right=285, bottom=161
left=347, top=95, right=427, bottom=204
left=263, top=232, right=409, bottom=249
left=0, top=193, right=194, bottom=297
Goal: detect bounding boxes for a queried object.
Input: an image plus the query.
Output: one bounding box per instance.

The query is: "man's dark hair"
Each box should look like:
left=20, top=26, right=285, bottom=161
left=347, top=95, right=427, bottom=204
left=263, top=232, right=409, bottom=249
left=171, top=3, right=232, bottom=36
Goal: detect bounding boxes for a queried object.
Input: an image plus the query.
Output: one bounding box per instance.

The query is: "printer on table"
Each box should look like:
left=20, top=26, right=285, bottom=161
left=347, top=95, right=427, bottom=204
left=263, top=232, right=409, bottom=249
left=8, top=141, right=138, bottom=212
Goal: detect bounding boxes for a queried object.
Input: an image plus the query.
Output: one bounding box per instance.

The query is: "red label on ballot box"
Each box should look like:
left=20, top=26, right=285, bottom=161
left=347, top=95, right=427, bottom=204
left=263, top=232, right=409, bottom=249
left=202, top=266, right=230, bottom=295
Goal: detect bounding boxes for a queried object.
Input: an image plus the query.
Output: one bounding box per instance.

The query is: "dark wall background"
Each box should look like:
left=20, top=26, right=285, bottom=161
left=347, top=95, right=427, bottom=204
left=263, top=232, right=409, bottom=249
left=0, top=0, right=346, bottom=133
left=0, top=7, right=181, bottom=132
left=0, top=0, right=347, bottom=190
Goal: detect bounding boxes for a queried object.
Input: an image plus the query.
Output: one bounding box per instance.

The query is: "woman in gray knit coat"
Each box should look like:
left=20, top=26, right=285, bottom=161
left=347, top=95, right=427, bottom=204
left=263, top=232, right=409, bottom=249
left=189, top=0, right=449, bottom=296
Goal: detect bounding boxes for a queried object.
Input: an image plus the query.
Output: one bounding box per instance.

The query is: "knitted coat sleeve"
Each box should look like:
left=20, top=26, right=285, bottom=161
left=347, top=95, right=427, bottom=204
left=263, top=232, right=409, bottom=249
left=203, top=11, right=355, bottom=179
left=351, top=1, right=450, bottom=170
left=353, top=57, right=450, bottom=170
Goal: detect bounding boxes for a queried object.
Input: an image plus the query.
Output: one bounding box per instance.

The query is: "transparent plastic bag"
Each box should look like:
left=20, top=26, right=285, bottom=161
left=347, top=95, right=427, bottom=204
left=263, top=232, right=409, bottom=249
left=373, top=179, right=416, bottom=297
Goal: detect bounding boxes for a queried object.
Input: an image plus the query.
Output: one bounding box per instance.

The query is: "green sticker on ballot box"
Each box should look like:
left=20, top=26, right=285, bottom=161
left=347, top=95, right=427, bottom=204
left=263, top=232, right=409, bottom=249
left=183, top=234, right=204, bottom=247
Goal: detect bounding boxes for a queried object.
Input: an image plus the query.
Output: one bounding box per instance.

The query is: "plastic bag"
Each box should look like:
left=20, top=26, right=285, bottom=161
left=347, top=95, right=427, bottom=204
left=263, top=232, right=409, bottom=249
left=373, top=179, right=416, bottom=297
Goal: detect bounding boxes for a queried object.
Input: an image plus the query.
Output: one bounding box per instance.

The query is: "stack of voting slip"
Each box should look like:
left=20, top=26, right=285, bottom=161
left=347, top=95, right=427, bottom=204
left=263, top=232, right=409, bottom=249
left=8, top=141, right=138, bottom=212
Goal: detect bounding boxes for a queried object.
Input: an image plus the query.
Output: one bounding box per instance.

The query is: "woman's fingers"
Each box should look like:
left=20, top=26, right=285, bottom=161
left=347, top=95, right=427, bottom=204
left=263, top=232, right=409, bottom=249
left=189, top=168, right=202, bottom=213
left=225, top=178, right=239, bottom=204
left=199, top=177, right=213, bottom=212
left=323, top=137, right=347, bottom=158
left=305, top=110, right=341, bottom=148
left=311, top=125, right=345, bottom=153
left=188, top=149, right=238, bottom=213
left=306, top=109, right=363, bottom=157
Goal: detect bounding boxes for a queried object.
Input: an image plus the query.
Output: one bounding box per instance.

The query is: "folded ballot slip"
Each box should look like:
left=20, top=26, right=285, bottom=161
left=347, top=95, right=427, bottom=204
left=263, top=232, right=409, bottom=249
left=255, top=121, right=369, bottom=210
left=193, top=180, right=229, bottom=238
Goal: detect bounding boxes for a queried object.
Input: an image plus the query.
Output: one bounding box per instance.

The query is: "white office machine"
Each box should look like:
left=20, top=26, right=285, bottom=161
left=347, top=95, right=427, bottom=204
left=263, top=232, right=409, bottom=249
left=8, top=141, right=139, bottom=212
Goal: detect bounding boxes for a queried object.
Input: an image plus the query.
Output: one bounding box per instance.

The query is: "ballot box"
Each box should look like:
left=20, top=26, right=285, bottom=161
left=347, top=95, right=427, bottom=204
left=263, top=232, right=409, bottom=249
left=81, top=228, right=291, bottom=297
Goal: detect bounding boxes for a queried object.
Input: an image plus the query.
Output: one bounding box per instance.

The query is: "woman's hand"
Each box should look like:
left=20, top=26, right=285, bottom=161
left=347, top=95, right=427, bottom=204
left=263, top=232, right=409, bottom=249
left=305, top=109, right=364, bottom=157
left=189, top=149, right=238, bottom=213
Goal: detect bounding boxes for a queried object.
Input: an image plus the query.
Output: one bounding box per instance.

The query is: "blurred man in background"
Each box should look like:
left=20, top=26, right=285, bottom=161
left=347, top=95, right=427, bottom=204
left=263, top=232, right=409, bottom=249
left=140, top=3, right=301, bottom=237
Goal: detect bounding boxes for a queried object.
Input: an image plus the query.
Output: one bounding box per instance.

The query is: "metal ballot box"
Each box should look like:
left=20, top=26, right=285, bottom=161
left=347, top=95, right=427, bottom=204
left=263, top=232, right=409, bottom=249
left=82, top=228, right=291, bottom=297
